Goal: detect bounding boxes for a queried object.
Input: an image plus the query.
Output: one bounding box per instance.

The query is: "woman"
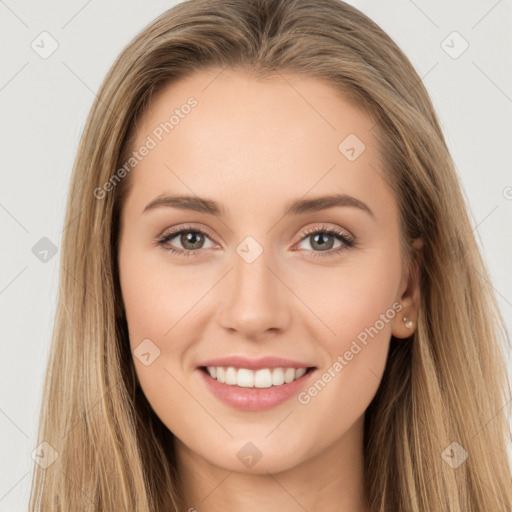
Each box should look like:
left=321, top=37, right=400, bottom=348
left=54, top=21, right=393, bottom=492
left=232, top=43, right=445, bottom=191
left=29, top=0, right=512, bottom=510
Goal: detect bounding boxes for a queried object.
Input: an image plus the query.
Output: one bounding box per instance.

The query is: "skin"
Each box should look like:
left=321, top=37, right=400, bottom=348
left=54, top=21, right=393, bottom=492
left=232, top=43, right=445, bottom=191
left=117, top=67, right=422, bottom=512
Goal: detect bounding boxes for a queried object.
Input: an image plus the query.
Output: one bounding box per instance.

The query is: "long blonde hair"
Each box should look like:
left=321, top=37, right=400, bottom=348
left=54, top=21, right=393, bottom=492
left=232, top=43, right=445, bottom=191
left=29, top=0, right=512, bottom=510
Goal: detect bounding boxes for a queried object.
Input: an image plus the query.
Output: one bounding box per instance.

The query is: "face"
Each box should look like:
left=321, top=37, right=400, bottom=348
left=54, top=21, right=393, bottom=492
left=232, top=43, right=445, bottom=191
left=117, top=68, right=419, bottom=475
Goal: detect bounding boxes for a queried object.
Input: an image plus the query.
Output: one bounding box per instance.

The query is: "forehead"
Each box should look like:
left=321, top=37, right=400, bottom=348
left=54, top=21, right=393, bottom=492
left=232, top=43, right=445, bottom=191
left=124, top=67, right=392, bottom=222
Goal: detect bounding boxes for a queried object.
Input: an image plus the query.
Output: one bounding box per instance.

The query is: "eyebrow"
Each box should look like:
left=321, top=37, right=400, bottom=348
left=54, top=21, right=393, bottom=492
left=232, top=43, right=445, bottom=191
left=142, top=193, right=374, bottom=218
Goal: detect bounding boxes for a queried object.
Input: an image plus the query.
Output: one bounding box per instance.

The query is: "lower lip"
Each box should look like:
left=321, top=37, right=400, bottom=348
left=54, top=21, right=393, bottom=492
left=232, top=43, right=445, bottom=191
left=197, top=367, right=317, bottom=411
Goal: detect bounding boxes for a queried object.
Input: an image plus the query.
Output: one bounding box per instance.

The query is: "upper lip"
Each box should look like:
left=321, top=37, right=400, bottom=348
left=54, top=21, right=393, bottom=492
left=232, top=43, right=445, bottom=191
left=197, top=355, right=316, bottom=371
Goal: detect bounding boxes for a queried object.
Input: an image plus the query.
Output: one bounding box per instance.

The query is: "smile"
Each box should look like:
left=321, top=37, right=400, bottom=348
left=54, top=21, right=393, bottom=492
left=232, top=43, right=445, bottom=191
left=197, top=365, right=317, bottom=411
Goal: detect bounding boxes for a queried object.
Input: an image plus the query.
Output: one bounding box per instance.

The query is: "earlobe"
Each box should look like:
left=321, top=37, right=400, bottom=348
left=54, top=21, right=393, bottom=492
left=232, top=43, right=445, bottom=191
left=392, top=237, right=424, bottom=339
left=392, top=312, right=416, bottom=339
left=402, top=316, right=414, bottom=329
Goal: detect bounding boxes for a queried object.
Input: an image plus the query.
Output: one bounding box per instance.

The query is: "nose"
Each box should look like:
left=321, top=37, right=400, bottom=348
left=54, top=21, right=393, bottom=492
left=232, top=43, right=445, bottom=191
left=216, top=245, right=292, bottom=340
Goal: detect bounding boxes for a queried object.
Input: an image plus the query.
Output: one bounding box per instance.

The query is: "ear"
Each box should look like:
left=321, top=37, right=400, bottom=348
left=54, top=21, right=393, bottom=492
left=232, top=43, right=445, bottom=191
left=392, top=237, right=423, bottom=339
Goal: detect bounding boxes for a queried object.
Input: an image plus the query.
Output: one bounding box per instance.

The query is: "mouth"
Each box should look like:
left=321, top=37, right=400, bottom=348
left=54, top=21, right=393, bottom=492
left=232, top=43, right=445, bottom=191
left=199, top=365, right=316, bottom=388
left=197, top=364, right=318, bottom=411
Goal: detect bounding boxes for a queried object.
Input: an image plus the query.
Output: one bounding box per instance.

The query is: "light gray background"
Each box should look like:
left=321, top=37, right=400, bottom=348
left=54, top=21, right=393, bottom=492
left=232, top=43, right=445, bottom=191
left=1, top=1, right=511, bottom=510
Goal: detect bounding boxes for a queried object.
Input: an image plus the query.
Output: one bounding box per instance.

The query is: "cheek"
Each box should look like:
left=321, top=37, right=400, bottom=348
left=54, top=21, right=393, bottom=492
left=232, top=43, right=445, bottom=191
left=296, top=244, right=402, bottom=408
left=300, top=244, right=402, bottom=348
left=119, top=242, right=206, bottom=347
left=118, top=245, right=208, bottom=430
left=118, top=242, right=221, bottom=403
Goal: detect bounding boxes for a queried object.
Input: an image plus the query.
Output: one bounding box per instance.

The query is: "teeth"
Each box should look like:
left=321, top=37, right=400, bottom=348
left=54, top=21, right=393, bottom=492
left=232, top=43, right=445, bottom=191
left=295, top=367, right=307, bottom=379
left=225, top=367, right=237, bottom=385
left=272, top=368, right=285, bottom=386
left=254, top=369, right=272, bottom=388
left=284, top=368, right=295, bottom=383
left=237, top=368, right=254, bottom=388
left=205, top=366, right=309, bottom=388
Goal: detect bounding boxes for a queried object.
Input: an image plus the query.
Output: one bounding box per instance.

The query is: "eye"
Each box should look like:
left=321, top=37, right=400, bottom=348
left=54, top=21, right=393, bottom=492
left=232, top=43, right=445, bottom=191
left=155, top=223, right=356, bottom=258
left=295, top=224, right=355, bottom=258
left=156, top=225, right=216, bottom=257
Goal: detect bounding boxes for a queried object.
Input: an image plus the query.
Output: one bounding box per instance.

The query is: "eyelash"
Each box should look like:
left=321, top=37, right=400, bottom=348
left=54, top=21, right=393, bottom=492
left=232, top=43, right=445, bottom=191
left=155, top=224, right=356, bottom=259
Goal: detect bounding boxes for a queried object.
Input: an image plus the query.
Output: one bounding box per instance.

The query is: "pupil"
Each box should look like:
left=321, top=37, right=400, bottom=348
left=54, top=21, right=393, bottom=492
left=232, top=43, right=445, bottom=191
left=313, top=233, right=333, bottom=250
left=182, top=232, right=203, bottom=249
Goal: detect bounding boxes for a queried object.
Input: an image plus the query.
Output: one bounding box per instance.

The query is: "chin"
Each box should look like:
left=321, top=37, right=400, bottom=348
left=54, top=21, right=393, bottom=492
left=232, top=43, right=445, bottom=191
left=197, top=436, right=310, bottom=475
